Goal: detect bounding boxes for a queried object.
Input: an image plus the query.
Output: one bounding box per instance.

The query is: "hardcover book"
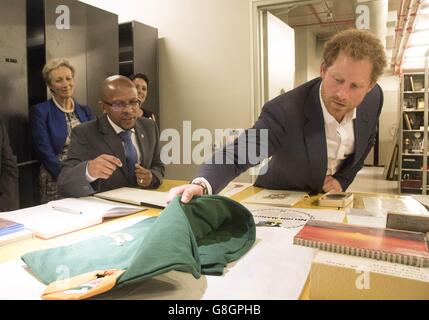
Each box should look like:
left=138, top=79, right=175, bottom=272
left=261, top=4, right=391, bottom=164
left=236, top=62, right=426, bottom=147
left=293, top=220, right=429, bottom=267
left=0, top=218, right=24, bottom=236
left=318, top=192, right=354, bottom=208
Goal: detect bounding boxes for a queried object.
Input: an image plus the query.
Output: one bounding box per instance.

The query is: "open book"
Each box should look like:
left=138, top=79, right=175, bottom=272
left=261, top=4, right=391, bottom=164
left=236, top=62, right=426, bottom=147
left=94, top=187, right=168, bottom=208
left=0, top=197, right=144, bottom=240
left=241, top=189, right=309, bottom=207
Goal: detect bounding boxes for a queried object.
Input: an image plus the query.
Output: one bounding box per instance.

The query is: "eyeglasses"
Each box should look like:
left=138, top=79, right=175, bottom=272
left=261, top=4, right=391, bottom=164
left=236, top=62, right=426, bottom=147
left=103, top=99, right=141, bottom=110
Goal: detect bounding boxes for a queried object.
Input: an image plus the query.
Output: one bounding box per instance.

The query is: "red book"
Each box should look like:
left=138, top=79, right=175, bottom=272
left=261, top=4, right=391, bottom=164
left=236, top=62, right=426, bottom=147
left=294, top=220, right=429, bottom=267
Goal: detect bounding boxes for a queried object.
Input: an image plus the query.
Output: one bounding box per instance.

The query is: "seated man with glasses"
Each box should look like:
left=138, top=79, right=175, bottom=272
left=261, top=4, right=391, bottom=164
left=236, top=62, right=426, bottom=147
left=58, top=75, right=164, bottom=197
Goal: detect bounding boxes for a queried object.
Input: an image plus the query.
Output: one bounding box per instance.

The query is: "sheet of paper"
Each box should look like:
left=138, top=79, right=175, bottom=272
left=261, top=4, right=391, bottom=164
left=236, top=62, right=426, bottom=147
left=243, top=204, right=345, bottom=227
left=241, top=189, right=309, bottom=207
left=345, top=208, right=387, bottom=228
left=218, top=182, right=252, bottom=198
left=346, top=214, right=387, bottom=228
left=362, top=196, right=429, bottom=217
left=0, top=229, right=34, bottom=247
left=411, top=195, right=429, bottom=210
left=314, top=251, right=429, bottom=282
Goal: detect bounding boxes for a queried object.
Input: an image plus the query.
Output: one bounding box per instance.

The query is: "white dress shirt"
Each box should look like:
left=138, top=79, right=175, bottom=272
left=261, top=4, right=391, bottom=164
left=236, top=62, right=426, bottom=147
left=86, top=116, right=142, bottom=182
left=194, top=83, right=357, bottom=194
left=319, top=83, right=356, bottom=176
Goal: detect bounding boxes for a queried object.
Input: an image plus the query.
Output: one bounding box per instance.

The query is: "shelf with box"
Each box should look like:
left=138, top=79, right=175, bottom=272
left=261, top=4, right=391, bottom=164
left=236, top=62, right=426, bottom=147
left=399, top=71, right=428, bottom=194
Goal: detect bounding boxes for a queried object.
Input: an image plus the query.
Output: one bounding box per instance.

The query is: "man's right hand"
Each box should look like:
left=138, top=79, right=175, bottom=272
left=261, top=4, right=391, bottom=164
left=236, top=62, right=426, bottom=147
left=87, top=154, right=123, bottom=179
left=166, top=184, right=204, bottom=204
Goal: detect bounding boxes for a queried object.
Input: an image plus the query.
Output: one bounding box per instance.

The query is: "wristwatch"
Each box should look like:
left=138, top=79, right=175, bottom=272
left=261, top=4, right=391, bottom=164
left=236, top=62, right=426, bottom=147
left=192, top=180, right=208, bottom=195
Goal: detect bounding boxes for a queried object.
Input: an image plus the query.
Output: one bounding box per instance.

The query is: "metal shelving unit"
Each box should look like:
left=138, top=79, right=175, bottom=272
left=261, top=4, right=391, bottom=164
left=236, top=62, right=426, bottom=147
left=399, top=67, right=429, bottom=194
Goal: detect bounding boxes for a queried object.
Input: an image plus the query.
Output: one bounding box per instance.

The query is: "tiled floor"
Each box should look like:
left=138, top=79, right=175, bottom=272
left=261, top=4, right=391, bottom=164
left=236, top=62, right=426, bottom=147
left=347, top=166, right=398, bottom=195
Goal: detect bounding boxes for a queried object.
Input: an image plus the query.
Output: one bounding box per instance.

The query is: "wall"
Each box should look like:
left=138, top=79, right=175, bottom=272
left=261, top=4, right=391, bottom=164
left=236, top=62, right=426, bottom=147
left=265, top=12, right=295, bottom=100
left=377, top=75, right=400, bottom=166
left=294, top=28, right=321, bottom=86
left=79, top=0, right=253, bottom=181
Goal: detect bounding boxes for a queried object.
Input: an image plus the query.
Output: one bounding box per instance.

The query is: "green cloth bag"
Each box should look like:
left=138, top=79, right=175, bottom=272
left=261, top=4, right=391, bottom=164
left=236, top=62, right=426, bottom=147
left=21, top=195, right=255, bottom=298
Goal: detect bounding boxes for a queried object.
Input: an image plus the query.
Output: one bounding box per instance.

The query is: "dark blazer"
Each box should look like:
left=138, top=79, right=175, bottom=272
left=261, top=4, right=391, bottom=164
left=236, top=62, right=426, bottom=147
left=0, top=120, right=19, bottom=211
left=58, top=114, right=165, bottom=198
left=30, top=99, right=93, bottom=179
left=142, top=108, right=155, bottom=121
left=198, top=77, right=384, bottom=194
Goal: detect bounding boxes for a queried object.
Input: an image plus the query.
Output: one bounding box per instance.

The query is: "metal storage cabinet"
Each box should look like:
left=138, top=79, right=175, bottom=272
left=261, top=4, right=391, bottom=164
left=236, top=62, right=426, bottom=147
left=29, top=0, right=119, bottom=116
left=119, top=21, right=159, bottom=125
left=24, top=0, right=119, bottom=206
left=44, top=0, right=88, bottom=106
left=0, top=0, right=38, bottom=208
left=86, top=5, right=119, bottom=115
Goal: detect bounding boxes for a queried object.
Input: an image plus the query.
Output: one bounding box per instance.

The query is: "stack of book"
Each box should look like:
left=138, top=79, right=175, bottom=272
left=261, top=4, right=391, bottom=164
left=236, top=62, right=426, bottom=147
left=318, top=192, right=353, bottom=208
left=0, top=218, right=24, bottom=235
left=0, top=217, right=34, bottom=246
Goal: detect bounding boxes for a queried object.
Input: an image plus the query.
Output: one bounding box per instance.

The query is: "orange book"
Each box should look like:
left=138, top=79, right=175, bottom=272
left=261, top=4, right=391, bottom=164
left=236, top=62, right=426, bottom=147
left=294, top=220, right=429, bottom=267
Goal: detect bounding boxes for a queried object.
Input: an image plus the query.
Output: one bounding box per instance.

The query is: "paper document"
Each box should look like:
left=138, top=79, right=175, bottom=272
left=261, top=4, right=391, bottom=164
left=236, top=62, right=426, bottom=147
left=411, top=195, right=429, bottom=210
left=0, top=229, right=34, bottom=247
left=362, top=196, right=429, bottom=217
left=95, top=187, right=168, bottom=208
left=218, top=182, right=252, bottom=198
left=241, top=189, right=309, bottom=207
left=0, top=197, right=143, bottom=240
left=314, top=250, right=429, bottom=284
left=346, top=209, right=387, bottom=228
left=243, top=204, right=345, bottom=228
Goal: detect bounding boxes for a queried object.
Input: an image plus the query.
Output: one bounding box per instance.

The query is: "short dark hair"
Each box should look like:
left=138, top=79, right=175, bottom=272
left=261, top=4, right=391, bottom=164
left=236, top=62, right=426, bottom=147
left=129, top=73, right=149, bottom=86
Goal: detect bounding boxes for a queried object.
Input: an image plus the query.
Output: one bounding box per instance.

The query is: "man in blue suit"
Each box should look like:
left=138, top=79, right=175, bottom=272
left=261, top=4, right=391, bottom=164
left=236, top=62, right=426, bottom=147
left=168, top=29, right=387, bottom=203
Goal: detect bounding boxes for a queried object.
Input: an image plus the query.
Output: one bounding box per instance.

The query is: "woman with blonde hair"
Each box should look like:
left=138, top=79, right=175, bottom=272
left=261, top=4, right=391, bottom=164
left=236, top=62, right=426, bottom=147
left=30, top=58, right=93, bottom=203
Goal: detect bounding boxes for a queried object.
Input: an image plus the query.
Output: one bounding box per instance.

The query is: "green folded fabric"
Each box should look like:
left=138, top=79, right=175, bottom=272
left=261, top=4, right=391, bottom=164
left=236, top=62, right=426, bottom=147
left=22, top=195, right=255, bottom=291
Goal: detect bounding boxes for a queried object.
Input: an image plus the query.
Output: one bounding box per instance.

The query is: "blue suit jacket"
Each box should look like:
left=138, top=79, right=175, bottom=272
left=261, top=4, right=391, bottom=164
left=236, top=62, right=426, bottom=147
left=197, top=78, right=384, bottom=194
left=30, top=99, right=93, bottom=179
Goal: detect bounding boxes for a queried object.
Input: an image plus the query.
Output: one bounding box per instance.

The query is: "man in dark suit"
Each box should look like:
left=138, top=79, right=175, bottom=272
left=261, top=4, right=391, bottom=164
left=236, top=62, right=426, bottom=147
left=58, top=75, right=164, bottom=198
left=168, top=29, right=387, bottom=203
left=0, top=120, right=19, bottom=211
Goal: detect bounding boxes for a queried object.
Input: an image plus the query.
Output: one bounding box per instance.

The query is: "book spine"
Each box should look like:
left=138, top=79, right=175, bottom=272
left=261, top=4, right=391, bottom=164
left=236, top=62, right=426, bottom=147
left=293, top=237, right=429, bottom=267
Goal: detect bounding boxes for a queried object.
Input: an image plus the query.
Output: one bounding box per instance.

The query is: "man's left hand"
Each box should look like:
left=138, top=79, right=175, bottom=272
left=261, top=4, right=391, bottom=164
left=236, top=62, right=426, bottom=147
left=323, top=175, right=342, bottom=193
left=135, top=164, right=153, bottom=188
